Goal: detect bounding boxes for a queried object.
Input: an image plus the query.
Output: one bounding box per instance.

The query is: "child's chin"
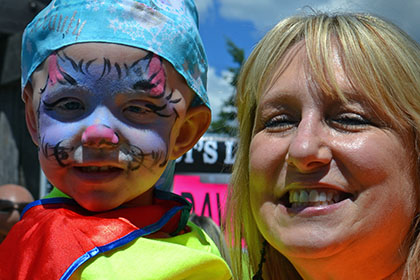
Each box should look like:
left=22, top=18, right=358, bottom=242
left=76, top=197, right=121, bottom=212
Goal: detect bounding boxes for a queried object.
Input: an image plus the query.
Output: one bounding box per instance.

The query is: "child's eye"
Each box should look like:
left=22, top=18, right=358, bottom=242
left=264, top=114, right=298, bottom=131
left=43, top=98, right=85, bottom=112
left=123, top=105, right=149, bottom=115
left=123, top=104, right=155, bottom=124
left=59, top=101, right=83, bottom=111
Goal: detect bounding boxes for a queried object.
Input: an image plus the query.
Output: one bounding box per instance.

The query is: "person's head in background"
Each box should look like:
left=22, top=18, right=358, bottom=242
left=21, top=0, right=211, bottom=212
left=226, top=12, right=420, bottom=279
left=0, top=184, right=34, bottom=242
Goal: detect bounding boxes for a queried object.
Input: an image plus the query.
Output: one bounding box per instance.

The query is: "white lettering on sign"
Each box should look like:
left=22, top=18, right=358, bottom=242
left=183, top=149, right=194, bottom=163
left=224, top=140, right=236, bottom=165
left=203, top=140, right=218, bottom=164
left=175, top=138, right=237, bottom=168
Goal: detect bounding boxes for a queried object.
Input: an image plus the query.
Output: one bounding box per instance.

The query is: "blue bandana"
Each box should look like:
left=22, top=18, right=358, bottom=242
left=21, top=0, right=209, bottom=108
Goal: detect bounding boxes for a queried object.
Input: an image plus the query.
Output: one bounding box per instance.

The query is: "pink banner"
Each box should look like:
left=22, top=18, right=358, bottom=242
left=173, top=175, right=228, bottom=226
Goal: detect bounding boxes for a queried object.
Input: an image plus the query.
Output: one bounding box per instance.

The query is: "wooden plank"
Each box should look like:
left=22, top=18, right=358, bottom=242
left=1, top=32, right=21, bottom=85
left=0, top=111, right=19, bottom=185
left=0, top=81, right=39, bottom=198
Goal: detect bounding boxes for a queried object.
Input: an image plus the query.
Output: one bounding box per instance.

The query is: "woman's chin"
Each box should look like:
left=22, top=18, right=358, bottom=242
left=265, top=222, right=352, bottom=260
left=278, top=237, right=348, bottom=259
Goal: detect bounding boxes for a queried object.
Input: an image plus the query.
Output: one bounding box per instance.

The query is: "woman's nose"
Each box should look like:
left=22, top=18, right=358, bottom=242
left=81, top=124, right=119, bottom=148
left=286, top=118, right=332, bottom=172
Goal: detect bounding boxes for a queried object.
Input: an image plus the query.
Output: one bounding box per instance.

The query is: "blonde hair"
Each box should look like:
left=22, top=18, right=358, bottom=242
left=225, top=12, right=420, bottom=279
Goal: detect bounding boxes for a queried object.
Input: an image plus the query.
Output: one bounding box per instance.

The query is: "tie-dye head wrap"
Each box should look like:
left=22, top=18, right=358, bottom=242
left=21, top=0, right=209, bottom=108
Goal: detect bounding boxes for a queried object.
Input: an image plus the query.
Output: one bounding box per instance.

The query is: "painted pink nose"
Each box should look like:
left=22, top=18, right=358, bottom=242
left=81, top=124, right=119, bottom=147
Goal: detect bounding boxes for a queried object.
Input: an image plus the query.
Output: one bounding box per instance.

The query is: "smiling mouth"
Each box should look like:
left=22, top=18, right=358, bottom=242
left=75, top=166, right=123, bottom=173
left=280, top=188, right=354, bottom=209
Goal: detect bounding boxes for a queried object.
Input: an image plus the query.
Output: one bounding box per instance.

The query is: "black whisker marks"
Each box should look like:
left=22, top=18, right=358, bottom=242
left=40, top=75, right=49, bottom=94
left=165, top=91, right=173, bottom=100
left=115, top=63, right=122, bottom=79
left=130, top=58, right=143, bottom=69
left=169, top=98, right=181, bottom=104
left=61, top=71, right=78, bottom=86
left=99, top=58, right=111, bottom=79
left=173, top=108, right=179, bottom=119
left=85, top=58, right=97, bottom=74
left=144, top=52, right=155, bottom=68
left=78, top=59, right=85, bottom=74
left=124, top=63, right=130, bottom=77
left=133, top=80, right=156, bottom=91
left=146, top=103, right=171, bottom=118
left=53, top=141, right=73, bottom=167
left=63, top=52, right=79, bottom=72
left=56, top=52, right=66, bottom=62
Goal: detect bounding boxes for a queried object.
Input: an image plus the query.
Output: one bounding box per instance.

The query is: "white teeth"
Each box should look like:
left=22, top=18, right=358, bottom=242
left=292, top=191, right=299, bottom=202
left=288, top=189, right=341, bottom=207
left=309, top=190, right=318, bottom=202
left=81, top=166, right=115, bottom=172
left=319, top=192, right=326, bottom=202
left=327, top=192, right=333, bottom=201
left=299, top=190, right=309, bottom=202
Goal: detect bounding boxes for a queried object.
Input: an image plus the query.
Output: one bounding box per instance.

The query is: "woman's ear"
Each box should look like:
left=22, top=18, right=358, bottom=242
left=170, top=105, right=211, bottom=159
left=23, top=84, right=39, bottom=146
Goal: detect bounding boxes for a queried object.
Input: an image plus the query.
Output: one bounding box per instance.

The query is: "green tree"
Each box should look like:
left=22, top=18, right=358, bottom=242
left=208, top=38, right=244, bottom=136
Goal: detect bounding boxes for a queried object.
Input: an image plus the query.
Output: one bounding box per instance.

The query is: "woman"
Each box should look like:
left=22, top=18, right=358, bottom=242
left=225, top=12, right=420, bottom=279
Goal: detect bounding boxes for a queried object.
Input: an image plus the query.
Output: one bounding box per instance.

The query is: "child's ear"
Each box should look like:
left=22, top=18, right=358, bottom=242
left=23, top=84, right=39, bottom=146
left=170, top=105, right=211, bottom=159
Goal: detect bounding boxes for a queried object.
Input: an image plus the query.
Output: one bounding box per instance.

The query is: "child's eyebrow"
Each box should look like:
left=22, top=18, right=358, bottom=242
left=58, top=69, right=78, bottom=86
left=132, top=79, right=157, bottom=91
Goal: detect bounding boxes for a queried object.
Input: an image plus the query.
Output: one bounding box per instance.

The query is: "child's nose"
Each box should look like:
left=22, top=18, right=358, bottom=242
left=81, top=124, right=119, bottom=148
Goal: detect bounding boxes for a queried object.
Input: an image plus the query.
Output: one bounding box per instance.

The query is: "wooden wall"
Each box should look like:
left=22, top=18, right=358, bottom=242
left=0, top=0, right=50, bottom=199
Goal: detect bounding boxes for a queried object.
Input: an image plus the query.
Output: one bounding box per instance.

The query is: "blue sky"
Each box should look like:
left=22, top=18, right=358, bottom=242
left=196, top=0, right=420, bottom=121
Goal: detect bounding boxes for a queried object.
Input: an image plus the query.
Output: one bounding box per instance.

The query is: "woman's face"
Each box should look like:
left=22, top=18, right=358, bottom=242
left=249, top=44, right=418, bottom=267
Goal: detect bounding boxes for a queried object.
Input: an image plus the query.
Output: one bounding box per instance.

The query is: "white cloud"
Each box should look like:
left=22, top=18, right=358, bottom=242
left=195, top=0, right=214, bottom=21
left=206, top=66, right=234, bottom=121
left=216, top=0, right=420, bottom=42
left=316, top=0, right=420, bottom=41
left=217, top=0, right=316, bottom=33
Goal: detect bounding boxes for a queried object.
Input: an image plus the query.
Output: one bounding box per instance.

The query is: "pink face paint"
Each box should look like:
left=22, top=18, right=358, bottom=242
left=148, top=54, right=166, bottom=97
left=81, top=124, right=119, bottom=147
left=47, top=54, right=64, bottom=87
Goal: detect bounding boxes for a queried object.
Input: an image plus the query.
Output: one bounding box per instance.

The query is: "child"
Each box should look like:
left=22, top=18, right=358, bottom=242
left=0, top=0, right=232, bottom=279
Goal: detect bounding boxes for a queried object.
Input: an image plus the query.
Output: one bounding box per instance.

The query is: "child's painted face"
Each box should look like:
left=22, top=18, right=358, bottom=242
left=29, top=43, right=194, bottom=211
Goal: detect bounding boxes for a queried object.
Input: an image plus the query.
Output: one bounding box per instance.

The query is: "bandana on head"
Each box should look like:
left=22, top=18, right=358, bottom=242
left=21, top=0, right=209, bottom=108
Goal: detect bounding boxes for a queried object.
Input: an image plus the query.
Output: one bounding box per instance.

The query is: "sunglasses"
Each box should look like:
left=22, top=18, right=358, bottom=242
left=0, top=199, right=30, bottom=214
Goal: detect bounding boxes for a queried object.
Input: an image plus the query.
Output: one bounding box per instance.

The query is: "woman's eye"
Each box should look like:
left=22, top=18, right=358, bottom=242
left=264, top=114, right=297, bottom=130
left=332, top=113, right=372, bottom=129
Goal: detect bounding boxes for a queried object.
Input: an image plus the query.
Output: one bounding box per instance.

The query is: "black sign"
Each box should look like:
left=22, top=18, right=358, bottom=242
left=175, top=136, right=237, bottom=174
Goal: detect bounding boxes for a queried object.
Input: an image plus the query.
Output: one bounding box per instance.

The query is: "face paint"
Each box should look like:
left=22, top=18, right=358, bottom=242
left=31, top=43, right=192, bottom=211
left=81, top=124, right=119, bottom=147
